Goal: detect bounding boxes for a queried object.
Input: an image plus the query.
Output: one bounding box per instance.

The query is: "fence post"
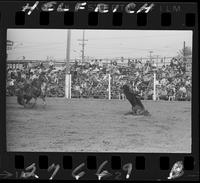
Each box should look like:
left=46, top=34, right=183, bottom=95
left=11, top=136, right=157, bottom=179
left=153, top=72, right=157, bottom=101
left=65, top=74, right=71, bottom=99
left=108, top=74, right=111, bottom=100
left=69, top=74, right=71, bottom=99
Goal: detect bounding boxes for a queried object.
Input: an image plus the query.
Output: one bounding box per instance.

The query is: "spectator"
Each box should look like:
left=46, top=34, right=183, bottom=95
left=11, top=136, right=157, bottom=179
left=6, top=57, right=191, bottom=101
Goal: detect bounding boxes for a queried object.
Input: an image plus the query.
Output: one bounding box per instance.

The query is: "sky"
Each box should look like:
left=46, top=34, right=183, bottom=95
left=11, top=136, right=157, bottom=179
left=7, top=29, right=193, bottom=61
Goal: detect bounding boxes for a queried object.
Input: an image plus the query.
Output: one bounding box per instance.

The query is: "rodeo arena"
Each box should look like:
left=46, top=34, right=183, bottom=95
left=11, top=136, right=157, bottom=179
left=6, top=31, right=192, bottom=153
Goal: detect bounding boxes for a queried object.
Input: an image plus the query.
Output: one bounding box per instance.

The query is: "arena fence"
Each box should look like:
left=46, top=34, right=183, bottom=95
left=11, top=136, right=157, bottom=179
left=7, top=57, right=192, bottom=101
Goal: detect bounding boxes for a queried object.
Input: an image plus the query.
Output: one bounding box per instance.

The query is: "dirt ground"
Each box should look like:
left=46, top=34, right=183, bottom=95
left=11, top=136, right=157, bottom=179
left=6, top=97, right=191, bottom=153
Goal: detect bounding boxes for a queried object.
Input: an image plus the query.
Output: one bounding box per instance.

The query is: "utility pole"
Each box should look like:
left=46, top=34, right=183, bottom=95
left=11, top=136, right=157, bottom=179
left=156, top=55, right=159, bottom=67
left=149, top=51, right=153, bottom=64
left=163, top=56, right=166, bottom=66
left=65, top=30, right=71, bottom=99
left=183, top=41, right=186, bottom=62
left=66, top=30, right=71, bottom=74
left=78, top=30, right=88, bottom=63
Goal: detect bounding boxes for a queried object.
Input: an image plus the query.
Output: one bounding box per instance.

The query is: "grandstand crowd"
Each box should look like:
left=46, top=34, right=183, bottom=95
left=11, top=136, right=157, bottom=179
left=6, top=57, right=191, bottom=101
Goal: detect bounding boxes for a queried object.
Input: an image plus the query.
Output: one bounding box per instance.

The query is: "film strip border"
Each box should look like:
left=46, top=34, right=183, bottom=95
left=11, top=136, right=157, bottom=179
left=5, top=10, right=198, bottom=27
left=0, top=153, right=197, bottom=180
left=0, top=1, right=199, bottom=181
left=0, top=2, right=197, bottom=28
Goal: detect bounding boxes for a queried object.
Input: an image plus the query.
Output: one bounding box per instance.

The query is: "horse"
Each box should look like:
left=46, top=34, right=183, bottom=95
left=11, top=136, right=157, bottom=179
left=16, top=73, right=48, bottom=108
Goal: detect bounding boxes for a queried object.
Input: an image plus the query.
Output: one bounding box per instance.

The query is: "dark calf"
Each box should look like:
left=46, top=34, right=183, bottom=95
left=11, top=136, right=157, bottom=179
left=122, top=85, right=149, bottom=116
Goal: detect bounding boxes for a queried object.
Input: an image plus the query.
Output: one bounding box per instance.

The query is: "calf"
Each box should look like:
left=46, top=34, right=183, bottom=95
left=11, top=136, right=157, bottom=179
left=122, top=85, right=150, bottom=116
